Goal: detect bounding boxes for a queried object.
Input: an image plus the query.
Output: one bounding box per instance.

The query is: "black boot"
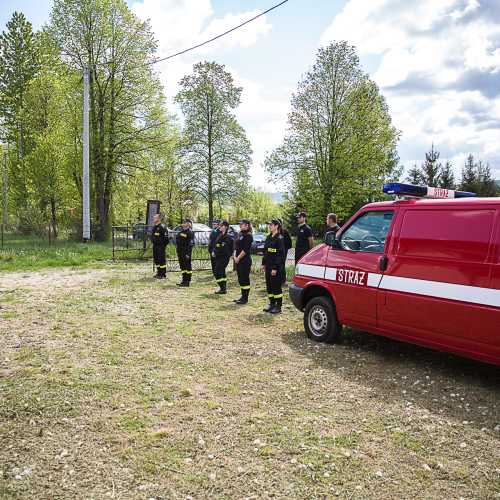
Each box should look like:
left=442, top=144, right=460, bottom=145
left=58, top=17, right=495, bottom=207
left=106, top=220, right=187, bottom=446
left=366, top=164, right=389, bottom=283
left=215, top=280, right=226, bottom=294
left=180, top=273, right=191, bottom=287
left=177, top=273, right=187, bottom=286
left=235, top=289, right=249, bottom=305
left=263, top=300, right=276, bottom=312
left=270, top=304, right=282, bottom=314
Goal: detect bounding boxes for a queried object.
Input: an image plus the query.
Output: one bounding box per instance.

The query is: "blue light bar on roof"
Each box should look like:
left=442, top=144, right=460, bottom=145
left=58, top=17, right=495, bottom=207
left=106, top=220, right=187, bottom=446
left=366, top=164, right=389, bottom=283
left=383, top=183, right=476, bottom=199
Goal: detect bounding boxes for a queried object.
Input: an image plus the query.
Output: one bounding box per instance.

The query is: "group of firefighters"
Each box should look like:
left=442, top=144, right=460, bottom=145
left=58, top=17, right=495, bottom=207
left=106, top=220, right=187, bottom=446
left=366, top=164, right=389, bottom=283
left=150, top=212, right=340, bottom=314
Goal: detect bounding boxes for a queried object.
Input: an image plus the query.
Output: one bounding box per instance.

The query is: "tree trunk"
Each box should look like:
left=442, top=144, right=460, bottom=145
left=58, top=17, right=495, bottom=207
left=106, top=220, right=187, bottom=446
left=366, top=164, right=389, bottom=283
left=20, top=122, right=27, bottom=199
left=51, top=197, right=57, bottom=238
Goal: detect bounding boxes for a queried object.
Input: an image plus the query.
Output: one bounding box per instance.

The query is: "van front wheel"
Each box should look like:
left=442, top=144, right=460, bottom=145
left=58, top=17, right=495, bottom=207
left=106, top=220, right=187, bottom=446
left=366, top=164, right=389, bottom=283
left=304, top=296, right=342, bottom=344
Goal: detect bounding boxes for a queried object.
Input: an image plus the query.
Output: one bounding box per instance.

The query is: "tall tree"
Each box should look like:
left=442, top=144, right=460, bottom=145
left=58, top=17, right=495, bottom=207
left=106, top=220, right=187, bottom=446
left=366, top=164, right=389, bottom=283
left=459, top=154, right=499, bottom=196
left=264, top=42, right=401, bottom=233
left=439, top=160, right=456, bottom=189
left=174, top=61, right=252, bottom=226
left=0, top=12, right=39, bottom=206
left=49, top=0, right=169, bottom=229
left=405, top=143, right=442, bottom=186
left=22, top=70, right=78, bottom=236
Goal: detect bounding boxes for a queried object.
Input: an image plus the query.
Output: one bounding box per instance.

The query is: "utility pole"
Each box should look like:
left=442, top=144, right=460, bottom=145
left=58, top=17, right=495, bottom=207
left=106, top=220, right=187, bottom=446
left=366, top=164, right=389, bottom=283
left=3, top=152, right=7, bottom=221
left=83, top=65, right=90, bottom=242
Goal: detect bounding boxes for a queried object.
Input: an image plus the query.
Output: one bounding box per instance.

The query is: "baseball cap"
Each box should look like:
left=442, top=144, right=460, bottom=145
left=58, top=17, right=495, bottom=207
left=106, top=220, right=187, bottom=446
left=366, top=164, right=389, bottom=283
left=267, top=218, right=281, bottom=226
left=182, top=217, right=192, bottom=223
left=238, top=218, right=251, bottom=225
left=296, top=211, right=307, bottom=218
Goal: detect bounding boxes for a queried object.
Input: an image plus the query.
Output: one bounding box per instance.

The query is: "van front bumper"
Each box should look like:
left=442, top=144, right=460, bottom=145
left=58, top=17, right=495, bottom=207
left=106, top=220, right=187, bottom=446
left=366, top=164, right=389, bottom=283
left=289, top=285, right=304, bottom=311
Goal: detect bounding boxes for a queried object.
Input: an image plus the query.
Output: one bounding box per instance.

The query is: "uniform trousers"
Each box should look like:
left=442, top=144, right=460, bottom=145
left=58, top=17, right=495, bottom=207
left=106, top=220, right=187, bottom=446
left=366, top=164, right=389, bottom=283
left=265, top=265, right=283, bottom=304
left=210, top=255, right=217, bottom=275
left=177, top=253, right=192, bottom=280
left=153, top=244, right=166, bottom=276
left=236, top=257, right=252, bottom=289
left=295, top=246, right=309, bottom=265
left=214, top=256, right=230, bottom=281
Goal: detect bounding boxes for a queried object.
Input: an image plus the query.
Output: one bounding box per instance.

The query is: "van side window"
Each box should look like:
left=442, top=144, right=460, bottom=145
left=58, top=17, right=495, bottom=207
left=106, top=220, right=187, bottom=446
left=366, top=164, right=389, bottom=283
left=397, top=209, right=494, bottom=262
left=339, top=211, right=394, bottom=253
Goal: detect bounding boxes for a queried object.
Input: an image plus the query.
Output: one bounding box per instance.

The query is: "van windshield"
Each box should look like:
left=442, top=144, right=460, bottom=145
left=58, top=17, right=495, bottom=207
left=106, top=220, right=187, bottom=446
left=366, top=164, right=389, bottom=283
left=339, top=210, right=394, bottom=253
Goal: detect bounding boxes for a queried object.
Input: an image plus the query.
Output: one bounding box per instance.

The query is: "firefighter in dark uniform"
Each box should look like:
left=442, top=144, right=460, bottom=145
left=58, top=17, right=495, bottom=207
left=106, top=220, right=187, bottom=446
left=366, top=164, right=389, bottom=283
left=208, top=220, right=220, bottom=275
left=151, top=213, right=168, bottom=279
left=325, top=213, right=341, bottom=236
left=233, top=218, right=254, bottom=304
left=295, top=211, right=314, bottom=265
left=261, top=218, right=285, bottom=314
left=211, top=220, right=233, bottom=295
left=176, top=218, right=195, bottom=287
left=277, top=218, right=292, bottom=284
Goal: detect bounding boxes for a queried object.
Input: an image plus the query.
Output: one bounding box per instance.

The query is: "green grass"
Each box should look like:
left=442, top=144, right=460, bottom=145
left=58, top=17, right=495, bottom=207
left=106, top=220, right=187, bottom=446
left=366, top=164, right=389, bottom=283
left=0, top=233, right=113, bottom=271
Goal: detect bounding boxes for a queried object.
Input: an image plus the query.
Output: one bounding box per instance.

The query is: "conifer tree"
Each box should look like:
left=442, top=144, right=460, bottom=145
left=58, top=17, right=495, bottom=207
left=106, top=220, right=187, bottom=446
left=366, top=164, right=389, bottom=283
left=0, top=12, right=39, bottom=206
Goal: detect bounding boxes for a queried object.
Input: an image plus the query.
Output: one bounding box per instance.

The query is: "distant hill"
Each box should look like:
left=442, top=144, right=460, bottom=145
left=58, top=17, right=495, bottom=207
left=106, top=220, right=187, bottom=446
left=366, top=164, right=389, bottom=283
left=271, top=192, right=285, bottom=203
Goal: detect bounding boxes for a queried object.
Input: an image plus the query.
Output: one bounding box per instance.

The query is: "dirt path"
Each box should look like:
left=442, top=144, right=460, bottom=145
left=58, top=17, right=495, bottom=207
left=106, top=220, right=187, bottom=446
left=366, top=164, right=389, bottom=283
left=1, top=264, right=499, bottom=500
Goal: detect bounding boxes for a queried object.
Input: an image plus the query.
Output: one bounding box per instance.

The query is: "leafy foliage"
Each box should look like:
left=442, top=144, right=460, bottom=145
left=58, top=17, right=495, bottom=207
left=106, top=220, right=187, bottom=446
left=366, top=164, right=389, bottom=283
left=264, top=42, right=401, bottom=234
left=0, top=12, right=40, bottom=207
left=174, top=61, right=252, bottom=225
left=49, top=0, right=172, bottom=229
left=459, top=154, right=499, bottom=196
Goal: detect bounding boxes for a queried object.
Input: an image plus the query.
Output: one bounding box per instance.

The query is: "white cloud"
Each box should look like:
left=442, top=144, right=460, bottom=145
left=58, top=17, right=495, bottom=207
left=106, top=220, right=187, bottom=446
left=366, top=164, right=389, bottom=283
left=131, top=0, right=283, bottom=186
left=230, top=70, right=290, bottom=187
left=131, top=0, right=271, bottom=56
left=320, top=0, right=500, bottom=179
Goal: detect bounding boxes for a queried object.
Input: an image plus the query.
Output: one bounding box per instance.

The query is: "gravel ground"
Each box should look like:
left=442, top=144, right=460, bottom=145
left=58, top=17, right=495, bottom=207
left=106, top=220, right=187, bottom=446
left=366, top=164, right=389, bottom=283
left=1, top=263, right=499, bottom=500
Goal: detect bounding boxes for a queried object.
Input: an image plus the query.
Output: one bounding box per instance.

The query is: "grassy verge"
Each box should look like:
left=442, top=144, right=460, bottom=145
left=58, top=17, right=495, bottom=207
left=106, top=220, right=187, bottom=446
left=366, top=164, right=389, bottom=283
left=0, top=234, right=113, bottom=271
left=0, top=263, right=499, bottom=499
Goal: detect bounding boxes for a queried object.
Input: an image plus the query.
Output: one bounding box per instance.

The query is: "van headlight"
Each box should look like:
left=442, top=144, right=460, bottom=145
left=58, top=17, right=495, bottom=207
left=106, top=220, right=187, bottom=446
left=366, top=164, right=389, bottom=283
left=295, top=264, right=299, bottom=276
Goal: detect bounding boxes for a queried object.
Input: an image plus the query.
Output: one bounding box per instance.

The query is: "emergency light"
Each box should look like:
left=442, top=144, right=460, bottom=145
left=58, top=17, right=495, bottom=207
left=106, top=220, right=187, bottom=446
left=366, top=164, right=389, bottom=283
left=383, top=183, right=476, bottom=199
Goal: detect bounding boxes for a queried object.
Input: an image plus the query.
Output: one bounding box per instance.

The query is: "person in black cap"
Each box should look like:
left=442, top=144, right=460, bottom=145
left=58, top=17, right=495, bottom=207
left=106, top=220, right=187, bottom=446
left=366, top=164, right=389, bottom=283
left=277, top=218, right=292, bottom=284
left=211, top=220, right=233, bottom=294
left=176, top=218, right=194, bottom=287
left=233, top=218, right=253, bottom=304
left=295, top=211, right=313, bottom=265
left=261, top=218, right=285, bottom=313
left=208, top=220, right=220, bottom=275
left=151, top=213, right=169, bottom=279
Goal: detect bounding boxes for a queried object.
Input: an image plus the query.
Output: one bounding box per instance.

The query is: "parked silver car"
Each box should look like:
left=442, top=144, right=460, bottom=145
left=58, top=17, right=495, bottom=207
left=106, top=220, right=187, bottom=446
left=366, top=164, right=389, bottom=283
left=168, top=223, right=211, bottom=247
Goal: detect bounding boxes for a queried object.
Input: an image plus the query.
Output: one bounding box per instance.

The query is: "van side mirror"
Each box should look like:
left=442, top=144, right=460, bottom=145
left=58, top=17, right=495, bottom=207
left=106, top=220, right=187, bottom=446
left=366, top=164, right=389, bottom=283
left=325, top=232, right=342, bottom=249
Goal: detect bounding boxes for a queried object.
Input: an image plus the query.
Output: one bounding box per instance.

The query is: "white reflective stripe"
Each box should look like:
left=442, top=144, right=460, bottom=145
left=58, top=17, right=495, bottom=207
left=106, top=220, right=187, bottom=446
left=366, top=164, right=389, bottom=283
left=324, top=267, right=337, bottom=281
left=367, top=273, right=383, bottom=287
left=379, top=275, right=500, bottom=308
left=297, top=264, right=325, bottom=279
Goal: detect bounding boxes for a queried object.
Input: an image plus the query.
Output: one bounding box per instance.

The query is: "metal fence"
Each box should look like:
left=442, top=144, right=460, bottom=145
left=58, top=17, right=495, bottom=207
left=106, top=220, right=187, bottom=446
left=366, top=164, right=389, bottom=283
left=112, top=225, right=212, bottom=271
left=112, top=226, right=297, bottom=273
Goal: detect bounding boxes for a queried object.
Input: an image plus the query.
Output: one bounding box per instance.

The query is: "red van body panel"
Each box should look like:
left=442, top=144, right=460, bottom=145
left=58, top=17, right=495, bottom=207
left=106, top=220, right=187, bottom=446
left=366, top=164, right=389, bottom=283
left=293, top=197, right=500, bottom=365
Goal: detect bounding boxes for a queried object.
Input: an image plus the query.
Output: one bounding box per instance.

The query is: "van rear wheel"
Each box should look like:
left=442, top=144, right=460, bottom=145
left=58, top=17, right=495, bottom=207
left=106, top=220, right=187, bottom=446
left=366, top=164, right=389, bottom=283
left=304, top=296, right=342, bottom=344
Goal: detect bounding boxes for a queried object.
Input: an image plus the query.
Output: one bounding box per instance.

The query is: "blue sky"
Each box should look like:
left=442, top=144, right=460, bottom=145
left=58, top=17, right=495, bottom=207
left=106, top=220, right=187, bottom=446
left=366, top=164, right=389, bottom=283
left=2, top=0, right=499, bottom=188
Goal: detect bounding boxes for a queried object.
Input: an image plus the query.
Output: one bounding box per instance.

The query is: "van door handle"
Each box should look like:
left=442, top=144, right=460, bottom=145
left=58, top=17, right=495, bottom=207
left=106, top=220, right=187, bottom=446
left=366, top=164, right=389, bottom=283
left=379, top=257, right=388, bottom=272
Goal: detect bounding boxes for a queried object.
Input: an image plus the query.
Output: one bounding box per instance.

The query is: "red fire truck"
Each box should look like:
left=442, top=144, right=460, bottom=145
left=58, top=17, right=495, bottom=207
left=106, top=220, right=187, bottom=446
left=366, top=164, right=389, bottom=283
left=289, top=183, right=500, bottom=365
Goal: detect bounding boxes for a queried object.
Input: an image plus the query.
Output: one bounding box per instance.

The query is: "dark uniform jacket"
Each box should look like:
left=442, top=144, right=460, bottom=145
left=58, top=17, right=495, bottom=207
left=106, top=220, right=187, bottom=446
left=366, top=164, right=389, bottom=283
left=282, top=228, right=292, bottom=251
left=213, top=233, right=233, bottom=258
left=326, top=225, right=341, bottom=236
left=235, top=229, right=253, bottom=259
left=262, top=232, right=285, bottom=271
left=208, top=228, right=220, bottom=254
left=296, top=223, right=313, bottom=248
left=151, top=223, right=168, bottom=245
left=176, top=228, right=194, bottom=255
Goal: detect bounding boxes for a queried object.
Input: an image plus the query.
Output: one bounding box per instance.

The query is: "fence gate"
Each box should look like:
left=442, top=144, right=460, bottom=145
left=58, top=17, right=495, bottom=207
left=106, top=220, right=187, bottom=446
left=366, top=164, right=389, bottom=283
left=112, top=226, right=212, bottom=271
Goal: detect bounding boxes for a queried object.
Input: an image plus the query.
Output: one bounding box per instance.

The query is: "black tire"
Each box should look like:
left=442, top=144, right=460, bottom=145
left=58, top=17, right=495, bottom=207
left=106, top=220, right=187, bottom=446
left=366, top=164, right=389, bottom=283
left=303, top=296, right=342, bottom=344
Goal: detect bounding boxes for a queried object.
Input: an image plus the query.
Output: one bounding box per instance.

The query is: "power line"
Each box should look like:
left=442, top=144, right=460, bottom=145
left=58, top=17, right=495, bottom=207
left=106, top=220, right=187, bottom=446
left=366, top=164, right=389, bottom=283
left=149, top=0, right=289, bottom=66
